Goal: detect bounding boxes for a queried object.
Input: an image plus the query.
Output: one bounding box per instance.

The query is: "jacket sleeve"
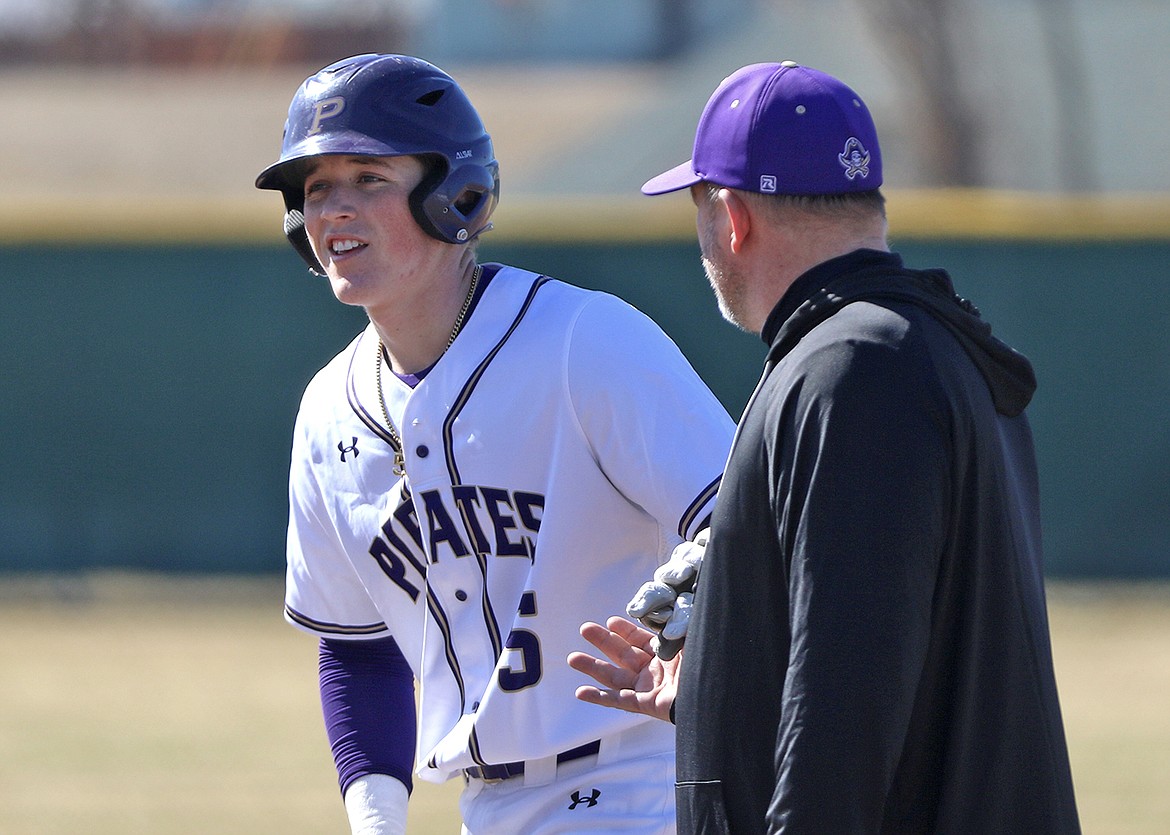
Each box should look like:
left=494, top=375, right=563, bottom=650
left=767, top=319, right=953, bottom=830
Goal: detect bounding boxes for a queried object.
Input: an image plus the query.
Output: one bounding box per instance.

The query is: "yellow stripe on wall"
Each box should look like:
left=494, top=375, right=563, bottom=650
left=3, top=190, right=1169, bottom=245
left=886, top=190, right=1170, bottom=242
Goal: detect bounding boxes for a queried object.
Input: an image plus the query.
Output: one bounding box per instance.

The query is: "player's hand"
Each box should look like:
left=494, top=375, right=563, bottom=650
left=568, top=616, right=680, bottom=723
left=626, top=529, right=708, bottom=659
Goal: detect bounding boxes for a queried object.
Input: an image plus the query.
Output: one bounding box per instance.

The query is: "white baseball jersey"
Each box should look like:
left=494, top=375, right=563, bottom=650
left=284, top=264, right=734, bottom=784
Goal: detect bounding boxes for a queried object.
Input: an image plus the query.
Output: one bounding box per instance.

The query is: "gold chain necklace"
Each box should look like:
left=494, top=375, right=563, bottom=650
left=376, top=265, right=480, bottom=477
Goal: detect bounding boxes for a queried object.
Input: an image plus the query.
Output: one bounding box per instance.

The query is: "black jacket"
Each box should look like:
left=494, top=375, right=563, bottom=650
left=675, top=250, right=1080, bottom=834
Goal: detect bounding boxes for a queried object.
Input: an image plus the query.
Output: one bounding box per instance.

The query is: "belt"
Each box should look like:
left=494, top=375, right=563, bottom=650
left=463, top=740, right=601, bottom=783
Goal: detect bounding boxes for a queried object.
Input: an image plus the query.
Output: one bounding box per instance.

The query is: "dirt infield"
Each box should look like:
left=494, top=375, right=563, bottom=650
left=0, top=573, right=1166, bottom=833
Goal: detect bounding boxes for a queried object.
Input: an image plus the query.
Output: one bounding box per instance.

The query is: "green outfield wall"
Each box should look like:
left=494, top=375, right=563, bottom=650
left=2, top=193, right=1168, bottom=577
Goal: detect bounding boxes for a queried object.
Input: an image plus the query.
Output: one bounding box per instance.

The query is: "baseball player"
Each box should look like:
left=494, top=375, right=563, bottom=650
left=254, top=54, right=735, bottom=834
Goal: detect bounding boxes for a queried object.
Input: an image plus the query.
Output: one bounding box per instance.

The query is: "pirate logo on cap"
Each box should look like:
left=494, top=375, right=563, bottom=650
left=838, top=137, right=872, bottom=180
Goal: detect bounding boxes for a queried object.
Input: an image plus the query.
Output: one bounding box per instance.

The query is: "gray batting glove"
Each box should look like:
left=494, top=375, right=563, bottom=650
left=653, top=534, right=706, bottom=589
left=647, top=592, right=693, bottom=660
left=650, top=635, right=684, bottom=661
left=659, top=591, right=693, bottom=641
left=627, top=580, right=680, bottom=625
left=627, top=530, right=708, bottom=659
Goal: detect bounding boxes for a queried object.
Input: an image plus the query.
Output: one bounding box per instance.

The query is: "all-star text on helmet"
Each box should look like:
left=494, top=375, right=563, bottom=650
left=256, top=53, right=500, bottom=274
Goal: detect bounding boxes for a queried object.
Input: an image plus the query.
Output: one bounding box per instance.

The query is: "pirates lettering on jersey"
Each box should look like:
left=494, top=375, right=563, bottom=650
left=369, top=483, right=545, bottom=598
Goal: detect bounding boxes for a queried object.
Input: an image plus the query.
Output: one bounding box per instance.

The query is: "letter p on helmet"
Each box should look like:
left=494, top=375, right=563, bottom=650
left=309, top=97, right=346, bottom=135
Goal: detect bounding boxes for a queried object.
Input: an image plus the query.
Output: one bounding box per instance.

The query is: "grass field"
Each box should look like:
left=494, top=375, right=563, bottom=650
left=1, top=574, right=1167, bottom=834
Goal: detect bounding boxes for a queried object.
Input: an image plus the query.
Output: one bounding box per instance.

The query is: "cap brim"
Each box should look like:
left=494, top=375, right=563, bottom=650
left=641, top=160, right=702, bottom=195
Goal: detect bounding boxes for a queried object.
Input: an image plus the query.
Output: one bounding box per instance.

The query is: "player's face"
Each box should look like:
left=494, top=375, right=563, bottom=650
left=691, top=184, right=750, bottom=332
left=301, top=154, right=446, bottom=311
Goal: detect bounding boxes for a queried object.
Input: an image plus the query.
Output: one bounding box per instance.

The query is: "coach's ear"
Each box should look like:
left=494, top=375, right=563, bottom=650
left=718, top=188, right=752, bottom=255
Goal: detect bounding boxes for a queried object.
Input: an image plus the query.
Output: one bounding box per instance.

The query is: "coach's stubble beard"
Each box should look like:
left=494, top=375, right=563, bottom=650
left=698, top=220, right=751, bottom=333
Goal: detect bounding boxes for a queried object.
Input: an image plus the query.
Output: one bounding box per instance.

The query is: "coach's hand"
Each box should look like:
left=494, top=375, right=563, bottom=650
left=569, top=616, right=679, bottom=723
left=626, top=529, right=708, bottom=659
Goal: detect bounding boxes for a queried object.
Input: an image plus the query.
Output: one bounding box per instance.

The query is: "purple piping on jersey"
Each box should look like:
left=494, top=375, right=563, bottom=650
left=286, top=603, right=387, bottom=637
left=346, top=331, right=400, bottom=450
left=467, top=724, right=493, bottom=769
left=422, top=573, right=469, bottom=710
left=440, top=273, right=553, bottom=669
left=319, top=636, right=416, bottom=797
left=340, top=341, right=470, bottom=711
left=345, top=266, right=496, bottom=436
left=389, top=267, right=496, bottom=389
left=339, top=334, right=470, bottom=708
left=394, top=369, right=427, bottom=387
left=679, top=474, right=722, bottom=539
left=441, top=271, right=545, bottom=487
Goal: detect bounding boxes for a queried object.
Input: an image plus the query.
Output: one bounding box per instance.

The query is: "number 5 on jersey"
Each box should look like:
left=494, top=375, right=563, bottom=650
left=499, top=591, right=541, bottom=692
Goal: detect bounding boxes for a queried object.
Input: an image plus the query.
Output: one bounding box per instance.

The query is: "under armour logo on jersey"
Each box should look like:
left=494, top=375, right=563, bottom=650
left=308, top=96, right=345, bottom=135
left=338, top=437, right=360, bottom=462
left=568, top=788, right=601, bottom=810
left=838, top=137, right=872, bottom=180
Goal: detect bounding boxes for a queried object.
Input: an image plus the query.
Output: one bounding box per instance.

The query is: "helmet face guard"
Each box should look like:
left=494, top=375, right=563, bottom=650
left=256, top=54, right=499, bottom=274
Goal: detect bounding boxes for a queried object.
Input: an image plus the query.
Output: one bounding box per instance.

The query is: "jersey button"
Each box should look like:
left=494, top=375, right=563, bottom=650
left=455, top=589, right=468, bottom=601
left=416, top=445, right=429, bottom=458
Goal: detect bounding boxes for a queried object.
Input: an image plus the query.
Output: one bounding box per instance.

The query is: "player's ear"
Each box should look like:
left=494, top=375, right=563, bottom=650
left=720, top=189, right=752, bottom=254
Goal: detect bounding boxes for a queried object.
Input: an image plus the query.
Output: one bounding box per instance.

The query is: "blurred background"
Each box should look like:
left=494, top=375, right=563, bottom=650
left=1, top=0, right=1168, bottom=832
left=3, top=0, right=1168, bottom=577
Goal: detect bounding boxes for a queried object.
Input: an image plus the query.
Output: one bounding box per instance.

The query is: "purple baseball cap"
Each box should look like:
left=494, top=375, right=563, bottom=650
left=642, top=61, right=882, bottom=196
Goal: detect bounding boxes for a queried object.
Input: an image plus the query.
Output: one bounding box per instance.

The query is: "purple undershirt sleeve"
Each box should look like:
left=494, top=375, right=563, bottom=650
left=318, top=636, right=416, bottom=797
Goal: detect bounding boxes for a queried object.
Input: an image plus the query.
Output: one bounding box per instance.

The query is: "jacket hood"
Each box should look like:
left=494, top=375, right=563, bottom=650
left=763, top=250, right=1036, bottom=417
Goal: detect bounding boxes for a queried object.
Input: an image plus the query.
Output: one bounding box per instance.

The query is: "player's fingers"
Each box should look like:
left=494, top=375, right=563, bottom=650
left=573, top=685, right=639, bottom=713
left=575, top=684, right=666, bottom=721
left=605, top=616, right=657, bottom=655
left=582, top=617, right=655, bottom=664
left=579, top=621, right=629, bottom=656
left=573, top=684, right=608, bottom=705
left=567, top=651, right=633, bottom=691
left=579, top=620, right=607, bottom=639
left=580, top=619, right=655, bottom=672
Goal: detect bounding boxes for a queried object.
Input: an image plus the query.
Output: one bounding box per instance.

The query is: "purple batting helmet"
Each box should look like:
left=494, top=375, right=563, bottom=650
left=256, top=54, right=500, bottom=273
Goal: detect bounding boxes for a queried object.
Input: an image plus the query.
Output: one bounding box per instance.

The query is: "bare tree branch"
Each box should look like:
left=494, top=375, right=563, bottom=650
left=855, top=0, right=982, bottom=185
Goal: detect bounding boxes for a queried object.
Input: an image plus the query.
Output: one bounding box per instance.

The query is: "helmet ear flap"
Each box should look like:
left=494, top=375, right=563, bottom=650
left=281, top=191, right=326, bottom=275
left=412, top=160, right=500, bottom=244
